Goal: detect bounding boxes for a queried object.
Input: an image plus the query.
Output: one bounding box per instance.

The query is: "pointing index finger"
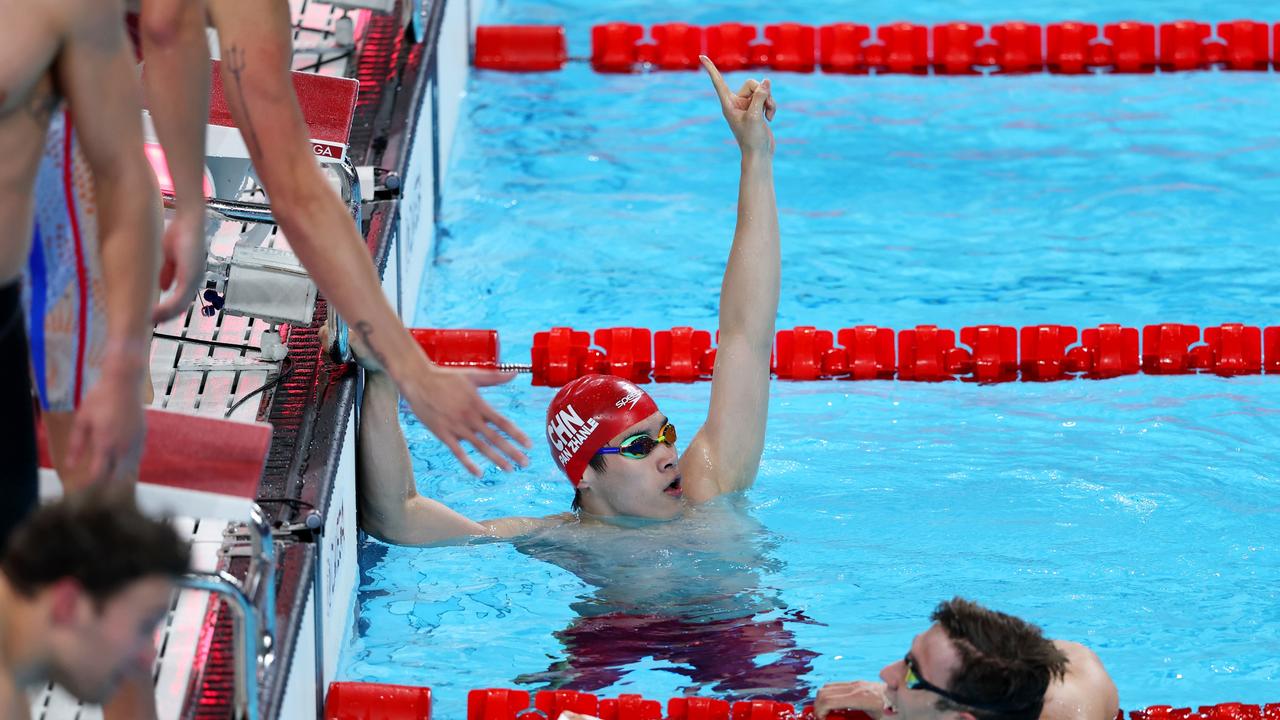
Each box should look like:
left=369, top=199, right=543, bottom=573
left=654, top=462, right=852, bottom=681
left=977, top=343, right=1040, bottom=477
left=698, top=55, right=732, bottom=107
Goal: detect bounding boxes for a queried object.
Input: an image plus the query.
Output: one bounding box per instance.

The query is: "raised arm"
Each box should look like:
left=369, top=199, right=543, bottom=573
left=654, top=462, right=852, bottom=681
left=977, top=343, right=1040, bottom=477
left=205, top=0, right=531, bottom=475
left=57, top=0, right=163, bottom=482
left=139, top=0, right=212, bottom=322
left=680, top=57, right=780, bottom=503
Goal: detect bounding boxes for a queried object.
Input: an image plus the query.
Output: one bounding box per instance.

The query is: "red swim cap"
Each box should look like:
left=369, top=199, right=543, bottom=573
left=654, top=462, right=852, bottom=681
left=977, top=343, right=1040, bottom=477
left=546, top=374, right=659, bottom=485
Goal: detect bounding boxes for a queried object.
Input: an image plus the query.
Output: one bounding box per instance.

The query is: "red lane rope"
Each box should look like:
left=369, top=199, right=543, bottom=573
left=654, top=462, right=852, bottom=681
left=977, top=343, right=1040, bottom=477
left=324, top=683, right=1280, bottom=720
left=474, top=20, right=1280, bottom=75
left=412, top=323, right=1279, bottom=386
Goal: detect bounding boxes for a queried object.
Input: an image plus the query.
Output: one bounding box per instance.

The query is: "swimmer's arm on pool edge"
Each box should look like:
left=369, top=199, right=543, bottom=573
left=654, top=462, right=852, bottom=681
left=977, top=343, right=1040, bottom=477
left=359, top=368, right=574, bottom=546
left=680, top=57, right=780, bottom=504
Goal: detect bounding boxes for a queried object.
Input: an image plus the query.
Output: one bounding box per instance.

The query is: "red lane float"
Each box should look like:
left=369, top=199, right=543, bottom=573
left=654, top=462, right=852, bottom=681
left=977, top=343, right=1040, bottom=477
left=766, top=23, right=817, bottom=73
left=1218, top=20, right=1270, bottom=70
left=1159, top=21, right=1211, bottom=71
left=324, top=684, right=1280, bottom=720
left=989, top=22, right=1044, bottom=73
left=488, top=20, right=1280, bottom=74
left=474, top=25, right=566, bottom=71
left=592, top=23, right=645, bottom=72
left=819, top=23, right=871, bottom=73
left=325, top=682, right=432, bottom=720
left=933, top=22, right=985, bottom=75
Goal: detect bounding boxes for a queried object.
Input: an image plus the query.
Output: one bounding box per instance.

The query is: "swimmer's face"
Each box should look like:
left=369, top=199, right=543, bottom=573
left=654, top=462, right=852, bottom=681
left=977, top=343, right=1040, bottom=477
left=48, top=576, right=173, bottom=703
left=578, top=410, right=683, bottom=520
left=878, top=624, right=970, bottom=720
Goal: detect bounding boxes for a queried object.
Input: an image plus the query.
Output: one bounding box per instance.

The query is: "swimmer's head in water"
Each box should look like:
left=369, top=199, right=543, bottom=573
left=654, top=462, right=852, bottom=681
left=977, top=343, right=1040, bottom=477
left=546, top=375, right=683, bottom=519
left=1, top=488, right=189, bottom=703
left=877, top=597, right=1067, bottom=720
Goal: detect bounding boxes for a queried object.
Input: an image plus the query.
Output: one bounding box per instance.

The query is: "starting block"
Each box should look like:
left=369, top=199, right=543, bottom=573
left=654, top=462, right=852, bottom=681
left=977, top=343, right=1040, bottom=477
left=37, top=408, right=273, bottom=519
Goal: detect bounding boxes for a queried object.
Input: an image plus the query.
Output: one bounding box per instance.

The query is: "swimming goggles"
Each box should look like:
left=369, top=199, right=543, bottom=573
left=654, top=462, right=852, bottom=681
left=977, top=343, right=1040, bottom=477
left=903, top=654, right=1027, bottom=713
left=594, top=423, right=677, bottom=459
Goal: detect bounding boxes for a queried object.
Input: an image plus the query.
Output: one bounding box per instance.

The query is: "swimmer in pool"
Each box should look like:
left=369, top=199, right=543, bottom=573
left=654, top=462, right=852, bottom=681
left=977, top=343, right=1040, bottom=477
left=813, top=598, right=1118, bottom=720
left=358, top=54, right=778, bottom=542
left=354, top=57, right=797, bottom=697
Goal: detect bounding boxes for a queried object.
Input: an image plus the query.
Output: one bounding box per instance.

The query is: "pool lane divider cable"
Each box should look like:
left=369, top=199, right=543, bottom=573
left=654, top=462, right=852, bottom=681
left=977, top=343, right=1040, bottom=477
left=324, top=682, right=1280, bottom=720
left=406, top=323, right=1279, bottom=386
left=472, top=20, right=1280, bottom=75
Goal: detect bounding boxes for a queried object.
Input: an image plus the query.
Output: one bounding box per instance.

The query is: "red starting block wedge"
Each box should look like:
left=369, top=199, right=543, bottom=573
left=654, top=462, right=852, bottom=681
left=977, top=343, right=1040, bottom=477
left=1159, top=21, right=1211, bottom=71
left=1217, top=20, right=1270, bottom=71
left=1200, top=324, right=1262, bottom=376
left=649, top=23, right=704, bottom=70
left=592, top=23, right=645, bottom=72
left=207, top=60, right=358, bottom=164
left=599, top=694, right=663, bottom=720
left=669, top=697, right=732, bottom=720
left=834, top=326, right=896, bottom=380
left=654, top=327, right=715, bottom=382
left=532, top=327, right=599, bottom=387
left=933, top=22, right=985, bottom=75
left=1141, top=324, right=1199, bottom=374
left=1068, top=324, right=1139, bottom=379
left=775, top=326, right=837, bottom=380
left=535, top=690, right=600, bottom=719
left=988, top=22, right=1044, bottom=73
left=1020, top=325, right=1078, bottom=381
left=705, top=23, right=758, bottom=71
left=468, top=689, right=530, bottom=720
left=959, top=325, right=1018, bottom=382
left=594, top=327, right=653, bottom=384
left=1046, top=22, right=1099, bottom=74
left=898, top=325, right=968, bottom=381
left=38, top=408, right=271, bottom=506
left=729, top=700, right=797, bottom=720
left=474, top=26, right=566, bottom=71
left=819, top=23, right=871, bottom=73
left=325, top=682, right=431, bottom=720
left=765, top=23, right=816, bottom=72
left=1104, top=22, right=1157, bottom=72
left=411, top=329, right=499, bottom=369
left=1276, top=24, right=1280, bottom=70
left=874, top=23, right=930, bottom=74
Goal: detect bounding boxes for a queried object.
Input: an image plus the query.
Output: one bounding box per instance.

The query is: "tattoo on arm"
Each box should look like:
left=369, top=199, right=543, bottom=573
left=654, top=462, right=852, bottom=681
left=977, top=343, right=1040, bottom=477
left=224, top=46, right=262, bottom=156
left=353, top=320, right=391, bottom=370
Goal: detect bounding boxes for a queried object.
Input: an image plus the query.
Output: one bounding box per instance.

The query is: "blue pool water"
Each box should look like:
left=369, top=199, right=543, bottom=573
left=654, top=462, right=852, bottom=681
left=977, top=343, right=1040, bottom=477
left=339, top=2, right=1280, bottom=717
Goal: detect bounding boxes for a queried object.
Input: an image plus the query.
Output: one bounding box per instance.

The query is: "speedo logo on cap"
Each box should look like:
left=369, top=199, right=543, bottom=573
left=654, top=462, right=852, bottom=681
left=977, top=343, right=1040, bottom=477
left=547, top=403, right=601, bottom=465
left=615, top=387, right=644, bottom=410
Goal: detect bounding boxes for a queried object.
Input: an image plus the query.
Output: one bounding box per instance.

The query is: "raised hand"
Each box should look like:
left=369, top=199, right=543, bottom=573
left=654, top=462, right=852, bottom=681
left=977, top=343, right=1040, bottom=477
left=343, top=320, right=532, bottom=475
left=699, top=55, right=776, bottom=154
left=398, top=364, right=532, bottom=476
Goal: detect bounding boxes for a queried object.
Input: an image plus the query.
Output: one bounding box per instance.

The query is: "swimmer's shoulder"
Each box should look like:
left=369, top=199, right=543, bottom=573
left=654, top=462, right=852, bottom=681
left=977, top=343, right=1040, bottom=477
left=1041, top=640, right=1118, bottom=720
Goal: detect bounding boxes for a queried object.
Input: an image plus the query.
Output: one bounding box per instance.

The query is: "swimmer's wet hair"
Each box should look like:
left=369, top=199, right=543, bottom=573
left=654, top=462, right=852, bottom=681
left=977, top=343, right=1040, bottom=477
left=2, top=487, right=190, bottom=604
left=930, top=597, right=1068, bottom=720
